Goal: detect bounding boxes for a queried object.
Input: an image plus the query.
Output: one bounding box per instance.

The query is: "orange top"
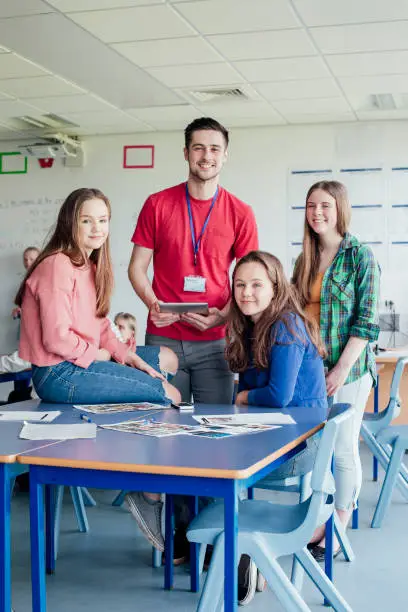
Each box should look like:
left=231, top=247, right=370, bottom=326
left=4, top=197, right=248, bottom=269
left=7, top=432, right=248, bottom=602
left=305, top=272, right=324, bottom=326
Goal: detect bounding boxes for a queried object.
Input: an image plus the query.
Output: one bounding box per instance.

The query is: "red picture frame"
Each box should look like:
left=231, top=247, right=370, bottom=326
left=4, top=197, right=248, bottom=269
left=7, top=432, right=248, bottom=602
left=123, top=145, right=154, bottom=169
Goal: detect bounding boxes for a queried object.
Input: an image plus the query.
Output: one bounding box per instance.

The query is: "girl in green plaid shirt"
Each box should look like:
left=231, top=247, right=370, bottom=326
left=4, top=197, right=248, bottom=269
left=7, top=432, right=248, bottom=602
left=293, top=180, right=380, bottom=561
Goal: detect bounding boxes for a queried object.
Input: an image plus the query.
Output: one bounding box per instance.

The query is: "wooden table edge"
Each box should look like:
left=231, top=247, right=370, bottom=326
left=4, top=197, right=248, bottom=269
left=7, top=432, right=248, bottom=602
left=17, top=423, right=324, bottom=480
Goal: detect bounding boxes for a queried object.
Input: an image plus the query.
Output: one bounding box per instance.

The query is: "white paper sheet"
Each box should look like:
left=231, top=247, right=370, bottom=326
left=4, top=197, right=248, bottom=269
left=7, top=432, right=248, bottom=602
left=19, top=422, right=97, bottom=440
left=193, top=413, right=295, bottom=426
left=0, top=411, right=61, bottom=422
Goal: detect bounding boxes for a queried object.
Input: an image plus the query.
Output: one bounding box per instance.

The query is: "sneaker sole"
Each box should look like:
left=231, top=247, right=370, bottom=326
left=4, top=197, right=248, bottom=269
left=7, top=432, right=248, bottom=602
left=238, top=556, right=257, bottom=606
left=125, top=496, right=164, bottom=552
left=256, top=570, right=266, bottom=592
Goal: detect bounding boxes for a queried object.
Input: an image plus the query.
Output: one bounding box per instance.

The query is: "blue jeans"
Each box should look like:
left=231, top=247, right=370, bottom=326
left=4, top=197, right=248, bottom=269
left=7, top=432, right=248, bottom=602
left=32, top=346, right=168, bottom=404
left=256, top=433, right=320, bottom=486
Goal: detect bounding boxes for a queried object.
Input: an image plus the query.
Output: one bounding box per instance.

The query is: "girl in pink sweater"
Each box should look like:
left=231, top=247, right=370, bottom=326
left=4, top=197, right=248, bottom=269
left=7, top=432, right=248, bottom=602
left=16, top=188, right=181, bottom=552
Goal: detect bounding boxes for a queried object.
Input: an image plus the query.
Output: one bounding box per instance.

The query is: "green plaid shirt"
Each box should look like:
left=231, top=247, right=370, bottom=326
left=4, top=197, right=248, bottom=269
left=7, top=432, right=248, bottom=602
left=319, top=233, right=380, bottom=385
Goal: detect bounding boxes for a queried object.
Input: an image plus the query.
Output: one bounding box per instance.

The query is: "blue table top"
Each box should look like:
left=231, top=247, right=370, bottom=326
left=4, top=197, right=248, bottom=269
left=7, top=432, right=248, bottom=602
left=0, top=399, right=60, bottom=462
left=15, top=400, right=326, bottom=479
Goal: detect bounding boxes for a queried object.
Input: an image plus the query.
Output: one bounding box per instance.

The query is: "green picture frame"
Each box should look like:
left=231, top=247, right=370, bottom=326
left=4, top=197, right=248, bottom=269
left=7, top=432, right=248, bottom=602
left=0, top=152, right=28, bottom=174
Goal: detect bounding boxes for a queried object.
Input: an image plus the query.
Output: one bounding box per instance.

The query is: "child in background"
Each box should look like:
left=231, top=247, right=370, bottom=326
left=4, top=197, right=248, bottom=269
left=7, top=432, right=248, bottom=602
left=16, top=187, right=181, bottom=552
left=0, top=246, right=40, bottom=375
left=114, top=312, right=137, bottom=352
left=225, top=250, right=328, bottom=605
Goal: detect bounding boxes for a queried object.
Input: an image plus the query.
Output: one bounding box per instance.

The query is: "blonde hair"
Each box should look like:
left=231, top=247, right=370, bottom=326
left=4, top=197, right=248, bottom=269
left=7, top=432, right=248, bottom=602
left=114, top=312, right=136, bottom=334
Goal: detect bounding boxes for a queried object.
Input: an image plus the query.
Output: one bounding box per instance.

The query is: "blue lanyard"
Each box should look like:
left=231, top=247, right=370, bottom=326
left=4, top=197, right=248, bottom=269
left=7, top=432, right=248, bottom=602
left=185, top=183, right=219, bottom=265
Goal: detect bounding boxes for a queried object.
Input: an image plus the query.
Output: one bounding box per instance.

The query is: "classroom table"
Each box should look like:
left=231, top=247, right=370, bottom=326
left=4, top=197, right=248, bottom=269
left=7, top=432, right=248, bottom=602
left=0, top=408, right=60, bottom=612
left=372, top=352, right=408, bottom=480
left=18, top=401, right=326, bottom=612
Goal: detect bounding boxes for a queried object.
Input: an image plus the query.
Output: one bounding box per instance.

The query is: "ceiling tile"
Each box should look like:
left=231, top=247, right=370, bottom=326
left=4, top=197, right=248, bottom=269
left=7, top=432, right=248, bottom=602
left=327, top=51, right=408, bottom=77
left=340, top=74, right=408, bottom=96
left=215, top=114, right=286, bottom=127
left=75, top=123, right=152, bottom=135
left=255, top=78, right=341, bottom=101
left=0, top=75, right=86, bottom=98
left=195, top=100, right=283, bottom=120
left=176, top=0, right=300, bottom=35
left=46, top=0, right=164, bottom=10
left=0, top=13, right=182, bottom=109
left=311, top=21, right=408, bottom=55
left=24, top=94, right=117, bottom=114
left=127, top=103, right=200, bottom=130
left=294, top=0, right=408, bottom=27
left=272, top=97, right=351, bottom=115
left=146, top=62, right=244, bottom=88
left=58, top=109, right=150, bottom=129
left=69, top=5, right=195, bottom=43
left=284, top=111, right=355, bottom=124
left=208, top=28, right=315, bottom=61
left=127, top=104, right=197, bottom=120
left=357, top=109, right=408, bottom=121
left=112, top=36, right=221, bottom=67
left=0, top=53, right=49, bottom=79
left=0, top=1, right=54, bottom=18
left=0, top=99, right=50, bottom=119
left=235, top=56, right=330, bottom=82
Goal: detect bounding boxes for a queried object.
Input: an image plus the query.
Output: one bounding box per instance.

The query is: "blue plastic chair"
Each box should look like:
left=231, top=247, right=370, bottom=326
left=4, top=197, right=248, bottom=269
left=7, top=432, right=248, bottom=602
left=187, top=403, right=354, bottom=611
left=371, top=424, right=408, bottom=527
left=53, top=486, right=96, bottom=559
left=361, top=356, right=408, bottom=504
left=250, top=471, right=355, bottom=591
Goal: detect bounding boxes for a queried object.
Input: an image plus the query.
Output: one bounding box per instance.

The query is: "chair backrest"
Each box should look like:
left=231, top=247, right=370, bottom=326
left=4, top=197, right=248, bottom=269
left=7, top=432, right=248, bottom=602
left=377, top=356, right=408, bottom=427
left=310, top=403, right=354, bottom=495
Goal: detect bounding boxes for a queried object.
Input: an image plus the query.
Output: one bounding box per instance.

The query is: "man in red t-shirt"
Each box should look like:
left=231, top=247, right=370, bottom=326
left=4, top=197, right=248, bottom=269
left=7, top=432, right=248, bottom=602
left=129, top=117, right=258, bottom=405
left=127, top=117, right=258, bottom=568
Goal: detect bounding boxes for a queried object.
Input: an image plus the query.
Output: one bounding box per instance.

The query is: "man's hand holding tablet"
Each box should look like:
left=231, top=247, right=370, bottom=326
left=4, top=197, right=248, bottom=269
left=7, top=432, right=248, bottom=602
left=160, top=302, right=209, bottom=315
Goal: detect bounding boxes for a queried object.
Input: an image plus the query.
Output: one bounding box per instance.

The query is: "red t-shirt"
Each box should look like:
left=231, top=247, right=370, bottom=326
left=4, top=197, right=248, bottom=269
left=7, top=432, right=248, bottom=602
left=132, top=182, right=259, bottom=341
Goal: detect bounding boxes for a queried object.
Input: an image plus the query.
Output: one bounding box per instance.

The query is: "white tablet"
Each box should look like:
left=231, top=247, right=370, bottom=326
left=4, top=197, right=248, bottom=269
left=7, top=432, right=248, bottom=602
left=159, top=302, right=209, bottom=315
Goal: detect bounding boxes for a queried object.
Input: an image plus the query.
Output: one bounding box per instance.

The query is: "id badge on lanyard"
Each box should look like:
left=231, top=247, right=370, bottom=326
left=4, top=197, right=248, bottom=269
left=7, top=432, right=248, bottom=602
left=184, top=184, right=218, bottom=294
left=184, top=275, right=206, bottom=293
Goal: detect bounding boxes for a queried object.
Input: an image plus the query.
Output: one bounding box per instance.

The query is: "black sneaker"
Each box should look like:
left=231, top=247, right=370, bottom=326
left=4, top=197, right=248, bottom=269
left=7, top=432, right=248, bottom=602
left=238, top=554, right=257, bottom=606
left=162, top=528, right=190, bottom=566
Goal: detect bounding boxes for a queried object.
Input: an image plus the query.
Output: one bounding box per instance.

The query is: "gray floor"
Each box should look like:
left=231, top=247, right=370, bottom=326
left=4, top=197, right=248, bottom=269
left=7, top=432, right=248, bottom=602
left=10, top=445, right=408, bottom=611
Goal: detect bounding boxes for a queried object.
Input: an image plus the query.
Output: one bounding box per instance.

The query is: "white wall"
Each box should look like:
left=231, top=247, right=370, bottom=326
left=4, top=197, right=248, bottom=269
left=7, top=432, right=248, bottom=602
left=1, top=119, right=407, bottom=353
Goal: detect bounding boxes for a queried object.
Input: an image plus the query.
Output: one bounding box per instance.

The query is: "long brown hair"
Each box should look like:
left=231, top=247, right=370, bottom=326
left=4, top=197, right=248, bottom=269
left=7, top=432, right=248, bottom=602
left=15, top=188, right=114, bottom=316
left=292, top=180, right=351, bottom=308
left=226, top=251, right=325, bottom=372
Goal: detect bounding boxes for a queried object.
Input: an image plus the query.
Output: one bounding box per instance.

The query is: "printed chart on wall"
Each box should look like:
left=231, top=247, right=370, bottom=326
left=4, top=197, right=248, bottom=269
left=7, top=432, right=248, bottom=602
left=0, top=195, right=63, bottom=351
left=286, top=166, right=400, bottom=275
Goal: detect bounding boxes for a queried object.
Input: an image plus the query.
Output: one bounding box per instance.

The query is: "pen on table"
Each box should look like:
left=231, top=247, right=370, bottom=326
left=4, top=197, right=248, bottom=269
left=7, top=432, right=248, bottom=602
left=80, top=413, right=93, bottom=423
left=40, top=413, right=48, bottom=421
